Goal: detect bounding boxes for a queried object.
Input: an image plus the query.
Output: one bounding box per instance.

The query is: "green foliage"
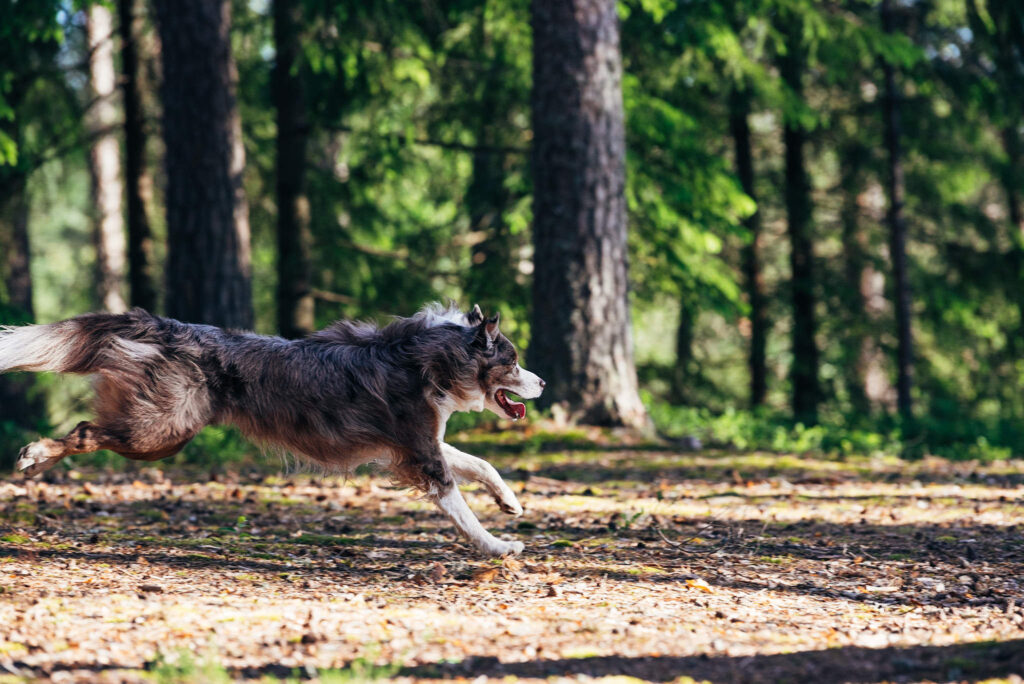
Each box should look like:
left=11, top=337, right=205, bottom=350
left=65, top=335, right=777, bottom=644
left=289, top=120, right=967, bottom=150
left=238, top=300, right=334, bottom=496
left=151, top=650, right=232, bottom=684
left=4, top=0, right=1024, bottom=461
left=647, top=395, right=1023, bottom=462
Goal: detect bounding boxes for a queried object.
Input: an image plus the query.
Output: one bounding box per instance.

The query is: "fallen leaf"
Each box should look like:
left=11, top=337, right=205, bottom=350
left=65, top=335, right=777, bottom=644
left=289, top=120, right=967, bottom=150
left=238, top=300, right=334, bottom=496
left=685, top=578, right=714, bottom=593
left=472, top=568, right=500, bottom=583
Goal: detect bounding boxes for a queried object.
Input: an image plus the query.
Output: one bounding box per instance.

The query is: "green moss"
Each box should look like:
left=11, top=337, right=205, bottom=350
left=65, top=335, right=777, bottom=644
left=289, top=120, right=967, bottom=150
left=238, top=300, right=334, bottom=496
left=0, top=534, right=29, bottom=544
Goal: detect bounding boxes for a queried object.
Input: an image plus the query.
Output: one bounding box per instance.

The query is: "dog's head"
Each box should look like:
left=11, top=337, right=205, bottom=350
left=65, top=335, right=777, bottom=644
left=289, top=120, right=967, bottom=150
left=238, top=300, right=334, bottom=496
left=464, top=304, right=545, bottom=420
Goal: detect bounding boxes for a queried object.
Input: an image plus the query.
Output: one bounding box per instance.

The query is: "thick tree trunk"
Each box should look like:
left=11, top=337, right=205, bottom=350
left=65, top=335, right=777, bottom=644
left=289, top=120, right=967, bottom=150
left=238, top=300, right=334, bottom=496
left=118, top=0, right=158, bottom=312
left=530, top=0, right=647, bottom=428
left=778, top=18, right=820, bottom=425
left=153, top=0, right=253, bottom=329
left=729, top=89, right=767, bottom=408
left=87, top=4, right=128, bottom=314
left=881, top=0, right=914, bottom=421
left=273, top=0, right=313, bottom=339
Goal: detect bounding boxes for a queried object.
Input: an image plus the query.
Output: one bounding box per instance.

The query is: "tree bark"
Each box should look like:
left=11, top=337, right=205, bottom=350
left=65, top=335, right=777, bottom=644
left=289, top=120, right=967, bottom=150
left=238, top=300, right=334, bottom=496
left=0, top=172, right=44, bottom=428
left=839, top=142, right=868, bottom=413
left=1003, top=124, right=1024, bottom=356
left=118, top=0, right=158, bottom=312
left=153, top=0, right=253, bottom=329
left=465, top=9, right=514, bottom=314
left=881, top=0, right=914, bottom=421
left=778, top=16, right=820, bottom=425
left=840, top=157, right=893, bottom=413
left=273, top=0, right=313, bottom=339
left=729, top=88, right=768, bottom=408
left=0, top=175, right=33, bottom=321
left=87, top=4, right=128, bottom=314
left=989, top=3, right=1024, bottom=355
left=530, top=0, right=647, bottom=428
left=670, top=297, right=695, bottom=405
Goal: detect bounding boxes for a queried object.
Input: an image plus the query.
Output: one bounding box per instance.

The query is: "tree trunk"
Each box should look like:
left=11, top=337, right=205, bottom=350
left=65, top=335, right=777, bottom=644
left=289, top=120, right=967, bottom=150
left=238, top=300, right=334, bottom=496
left=778, top=17, right=820, bottom=425
left=153, top=0, right=253, bottom=329
left=0, top=172, right=44, bottom=429
left=118, top=0, right=158, bottom=312
left=273, top=0, right=313, bottom=339
left=0, top=175, right=33, bottom=321
left=1003, top=124, right=1024, bottom=356
left=530, top=0, right=647, bottom=428
left=670, top=297, right=695, bottom=405
left=466, top=145, right=512, bottom=314
left=881, top=0, right=914, bottom=421
left=839, top=142, right=869, bottom=414
left=729, top=88, right=767, bottom=408
left=990, top=3, right=1024, bottom=355
left=87, top=4, right=128, bottom=314
left=465, top=9, right=516, bottom=315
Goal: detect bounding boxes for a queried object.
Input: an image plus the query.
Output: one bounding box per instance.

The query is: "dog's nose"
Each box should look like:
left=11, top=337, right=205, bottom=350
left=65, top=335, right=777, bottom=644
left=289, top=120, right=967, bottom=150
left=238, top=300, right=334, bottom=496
left=539, top=378, right=546, bottom=389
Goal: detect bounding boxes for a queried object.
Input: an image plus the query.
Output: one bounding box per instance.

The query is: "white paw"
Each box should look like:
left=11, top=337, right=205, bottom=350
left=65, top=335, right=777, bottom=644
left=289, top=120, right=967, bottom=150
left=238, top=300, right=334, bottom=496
left=480, top=539, right=524, bottom=557
left=16, top=443, right=58, bottom=477
left=496, top=491, right=524, bottom=517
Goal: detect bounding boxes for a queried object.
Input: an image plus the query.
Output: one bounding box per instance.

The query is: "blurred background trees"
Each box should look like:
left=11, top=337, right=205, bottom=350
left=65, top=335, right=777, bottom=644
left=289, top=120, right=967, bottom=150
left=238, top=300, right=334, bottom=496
left=1, top=0, right=1024, bottom=461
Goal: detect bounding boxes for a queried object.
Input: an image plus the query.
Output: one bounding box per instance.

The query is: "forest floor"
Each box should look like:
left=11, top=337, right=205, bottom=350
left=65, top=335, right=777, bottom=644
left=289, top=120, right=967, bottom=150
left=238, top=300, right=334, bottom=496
left=1, top=436, right=1023, bottom=683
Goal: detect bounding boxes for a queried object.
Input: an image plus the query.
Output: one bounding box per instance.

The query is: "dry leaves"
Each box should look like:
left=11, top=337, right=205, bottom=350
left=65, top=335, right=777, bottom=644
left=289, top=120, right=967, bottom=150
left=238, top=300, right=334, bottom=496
left=0, top=448, right=1022, bottom=682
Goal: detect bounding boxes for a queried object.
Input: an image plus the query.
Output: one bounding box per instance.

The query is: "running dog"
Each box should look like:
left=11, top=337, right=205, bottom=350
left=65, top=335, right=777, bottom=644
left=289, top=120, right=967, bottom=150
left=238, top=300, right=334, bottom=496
left=0, top=303, right=544, bottom=556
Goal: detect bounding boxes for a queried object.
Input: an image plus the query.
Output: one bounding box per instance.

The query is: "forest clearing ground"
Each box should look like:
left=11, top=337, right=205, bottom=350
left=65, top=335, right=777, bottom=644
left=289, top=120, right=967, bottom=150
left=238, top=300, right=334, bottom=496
left=0, top=445, right=1023, bottom=683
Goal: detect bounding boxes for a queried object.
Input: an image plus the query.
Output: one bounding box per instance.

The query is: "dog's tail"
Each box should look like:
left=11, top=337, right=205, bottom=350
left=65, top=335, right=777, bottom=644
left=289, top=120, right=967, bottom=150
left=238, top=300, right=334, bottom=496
left=0, top=321, right=82, bottom=374
left=0, top=311, right=159, bottom=376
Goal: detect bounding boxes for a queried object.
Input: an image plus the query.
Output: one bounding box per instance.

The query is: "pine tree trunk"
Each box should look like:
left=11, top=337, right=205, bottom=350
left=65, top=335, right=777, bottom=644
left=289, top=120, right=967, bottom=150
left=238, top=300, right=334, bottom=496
left=1003, top=125, right=1024, bottom=356
left=465, top=11, right=514, bottom=315
left=153, top=0, right=253, bottom=329
left=530, top=0, right=647, bottom=428
left=273, top=0, right=313, bottom=339
left=729, top=88, right=767, bottom=408
left=0, top=172, right=44, bottom=429
left=466, top=12, right=509, bottom=313
left=87, top=4, right=128, bottom=314
left=118, top=0, right=158, bottom=312
left=839, top=143, right=870, bottom=414
left=466, top=145, right=512, bottom=314
left=881, top=0, right=914, bottom=421
left=778, top=17, right=820, bottom=425
left=0, top=175, right=33, bottom=320
left=670, top=297, right=695, bottom=405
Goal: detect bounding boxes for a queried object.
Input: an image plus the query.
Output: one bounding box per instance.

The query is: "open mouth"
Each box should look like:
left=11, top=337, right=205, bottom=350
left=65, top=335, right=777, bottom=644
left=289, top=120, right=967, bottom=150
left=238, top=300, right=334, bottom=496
left=494, top=389, right=526, bottom=420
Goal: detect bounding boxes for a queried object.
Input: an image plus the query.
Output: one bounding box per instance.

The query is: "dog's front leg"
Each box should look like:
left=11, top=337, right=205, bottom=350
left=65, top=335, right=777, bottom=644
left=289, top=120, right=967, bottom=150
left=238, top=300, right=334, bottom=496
left=441, top=444, right=523, bottom=516
left=431, top=484, right=524, bottom=556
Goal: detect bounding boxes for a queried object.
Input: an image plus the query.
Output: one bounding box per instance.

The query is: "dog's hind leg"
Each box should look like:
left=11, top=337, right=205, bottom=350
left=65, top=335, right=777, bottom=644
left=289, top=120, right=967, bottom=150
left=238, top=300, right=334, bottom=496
left=441, top=444, right=523, bottom=517
left=17, top=422, right=128, bottom=477
left=15, top=421, right=191, bottom=477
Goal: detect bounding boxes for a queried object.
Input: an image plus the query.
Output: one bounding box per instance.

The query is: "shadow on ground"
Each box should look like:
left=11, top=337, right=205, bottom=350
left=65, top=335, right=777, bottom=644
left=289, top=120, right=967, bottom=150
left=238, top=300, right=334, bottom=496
left=401, top=638, right=1024, bottom=683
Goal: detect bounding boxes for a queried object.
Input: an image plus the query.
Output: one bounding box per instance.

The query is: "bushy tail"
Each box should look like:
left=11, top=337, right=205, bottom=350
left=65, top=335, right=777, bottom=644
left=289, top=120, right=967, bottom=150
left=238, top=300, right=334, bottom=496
left=0, top=322, right=81, bottom=374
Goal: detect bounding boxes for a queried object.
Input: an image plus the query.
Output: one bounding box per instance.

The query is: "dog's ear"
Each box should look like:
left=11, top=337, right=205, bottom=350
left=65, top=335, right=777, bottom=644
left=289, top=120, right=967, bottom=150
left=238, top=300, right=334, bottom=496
left=466, top=304, right=484, bottom=326
left=471, top=312, right=500, bottom=350
left=485, top=313, right=500, bottom=341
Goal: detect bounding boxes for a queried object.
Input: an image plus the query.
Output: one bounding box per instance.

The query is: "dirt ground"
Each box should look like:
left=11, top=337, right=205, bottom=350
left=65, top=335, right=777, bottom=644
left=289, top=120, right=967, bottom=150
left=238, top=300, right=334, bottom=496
left=1, top=443, right=1023, bottom=683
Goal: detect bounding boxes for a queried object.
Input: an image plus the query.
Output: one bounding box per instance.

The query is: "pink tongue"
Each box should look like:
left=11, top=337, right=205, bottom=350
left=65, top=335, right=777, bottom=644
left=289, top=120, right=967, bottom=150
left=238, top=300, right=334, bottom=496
left=509, top=401, right=526, bottom=420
